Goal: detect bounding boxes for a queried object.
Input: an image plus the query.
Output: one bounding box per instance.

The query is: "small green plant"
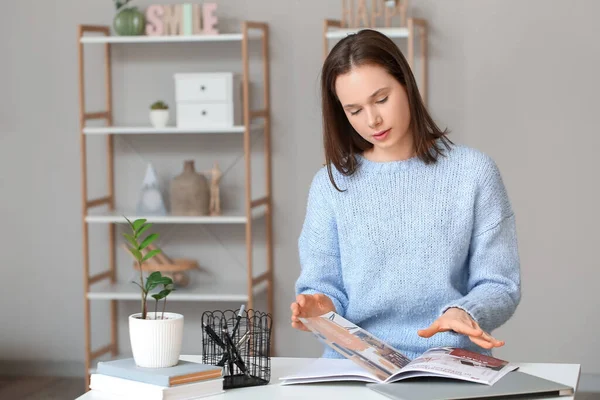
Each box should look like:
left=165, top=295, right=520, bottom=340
left=150, top=101, right=169, bottom=110
left=123, top=217, right=175, bottom=320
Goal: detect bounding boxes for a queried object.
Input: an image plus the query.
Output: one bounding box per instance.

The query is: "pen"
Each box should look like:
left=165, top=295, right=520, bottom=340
left=232, top=304, right=245, bottom=339
left=222, top=326, right=236, bottom=376
left=236, top=331, right=251, bottom=348
left=203, top=323, right=225, bottom=349
left=223, top=326, right=250, bottom=377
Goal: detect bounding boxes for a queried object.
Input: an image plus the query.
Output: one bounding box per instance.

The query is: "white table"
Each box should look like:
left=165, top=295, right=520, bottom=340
left=77, top=356, right=581, bottom=400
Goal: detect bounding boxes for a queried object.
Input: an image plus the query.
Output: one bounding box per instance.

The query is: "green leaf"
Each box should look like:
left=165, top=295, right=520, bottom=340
left=146, top=281, right=159, bottom=292
left=136, top=223, right=152, bottom=238
left=142, top=249, right=162, bottom=262
left=147, top=271, right=163, bottom=281
left=122, top=233, right=138, bottom=249
left=152, top=289, right=171, bottom=300
left=150, top=289, right=172, bottom=301
left=127, top=246, right=143, bottom=261
left=160, top=276, right=174, bottom=286
left=139, top=233, right=158, bottom=251
left=124, top=216, right=135, bottom=231
left=154, top=277, right=172, bottom=285
left=145, top=272, right=162, bottom=291
left=133, top=219, right=147, bottom=233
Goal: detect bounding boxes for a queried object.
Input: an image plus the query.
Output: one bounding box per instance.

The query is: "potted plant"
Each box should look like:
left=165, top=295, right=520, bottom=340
left=124, top=217, right=183, bottom=368
left=150, top=101, right=170, bottom=128
left=113, top=0, right=146, bottom=36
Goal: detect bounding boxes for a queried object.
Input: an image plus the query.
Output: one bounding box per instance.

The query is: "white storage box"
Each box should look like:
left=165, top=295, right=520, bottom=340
left=174, top=72, right=243, bottom=128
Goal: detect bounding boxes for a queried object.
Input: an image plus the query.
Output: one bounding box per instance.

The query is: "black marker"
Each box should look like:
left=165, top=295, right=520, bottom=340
left=222, top=326, right=236, bottom=376
left=223, top=327, right=250, bottom=376
left=203, top=323, right=225, bottom=349
left=232, top=304, right=245, bottom=338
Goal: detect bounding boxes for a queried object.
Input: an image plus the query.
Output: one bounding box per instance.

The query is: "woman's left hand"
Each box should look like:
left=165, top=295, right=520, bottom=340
left=417, top=307, right=505, bottom=349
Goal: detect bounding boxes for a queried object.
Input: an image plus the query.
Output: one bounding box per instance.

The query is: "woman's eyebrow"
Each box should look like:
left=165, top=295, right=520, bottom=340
left=343, top=87, right=389, bottom=108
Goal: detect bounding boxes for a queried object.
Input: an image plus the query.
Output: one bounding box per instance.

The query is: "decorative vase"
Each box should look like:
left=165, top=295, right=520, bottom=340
left=129, top=312, right=183, bottom=368
left=150, top=110, right=169, bottom=128
left=113, top=6, right=145, bottom=36
left=170, top=160, right=210, bottom=216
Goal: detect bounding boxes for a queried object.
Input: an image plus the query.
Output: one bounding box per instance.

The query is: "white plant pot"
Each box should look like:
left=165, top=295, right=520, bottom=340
left=129, top=312, right=183, bottom=368
left=150, top=110, right=169, bottom=128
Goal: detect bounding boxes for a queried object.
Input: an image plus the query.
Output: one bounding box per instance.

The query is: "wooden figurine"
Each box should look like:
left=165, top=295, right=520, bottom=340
left=209, top=162, right=222, bottom=216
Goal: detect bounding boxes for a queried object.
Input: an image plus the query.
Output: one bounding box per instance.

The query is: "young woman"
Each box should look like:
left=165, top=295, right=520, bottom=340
left=290, top=29, right=521, bottom=360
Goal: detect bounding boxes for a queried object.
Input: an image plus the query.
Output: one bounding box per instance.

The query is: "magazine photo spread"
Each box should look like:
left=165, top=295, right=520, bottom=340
left=280, top=312, right=518, bottom=386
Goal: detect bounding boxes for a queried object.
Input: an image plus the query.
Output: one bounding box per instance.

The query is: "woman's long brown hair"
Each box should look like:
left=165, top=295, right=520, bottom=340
left=321, top=29, right=452, bottom=191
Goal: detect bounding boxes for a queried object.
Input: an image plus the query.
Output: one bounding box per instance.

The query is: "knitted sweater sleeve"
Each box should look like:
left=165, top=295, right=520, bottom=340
left=295, top=170, right=349, bottom=316
left=442, top=157, right=521, bottom=332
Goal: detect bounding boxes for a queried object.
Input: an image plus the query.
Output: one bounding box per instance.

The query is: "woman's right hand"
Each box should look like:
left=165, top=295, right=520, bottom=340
left=290, top=293, right=336, bottom=331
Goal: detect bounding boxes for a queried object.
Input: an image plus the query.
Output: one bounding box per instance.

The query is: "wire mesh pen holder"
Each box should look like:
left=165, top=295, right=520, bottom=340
left=202, top=309, right=272, bottom=389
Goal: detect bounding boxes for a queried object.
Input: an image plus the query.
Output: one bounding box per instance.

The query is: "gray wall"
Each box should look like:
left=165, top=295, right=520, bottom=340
left=1, top=0, right=599, bottom=386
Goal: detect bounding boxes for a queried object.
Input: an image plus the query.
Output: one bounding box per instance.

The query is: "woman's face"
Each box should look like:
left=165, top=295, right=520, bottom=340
left=335, top=63, right=412, bottom=160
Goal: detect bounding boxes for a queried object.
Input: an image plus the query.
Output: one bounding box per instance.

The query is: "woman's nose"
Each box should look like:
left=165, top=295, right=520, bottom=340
left=368, top=112, right=383, bottom=129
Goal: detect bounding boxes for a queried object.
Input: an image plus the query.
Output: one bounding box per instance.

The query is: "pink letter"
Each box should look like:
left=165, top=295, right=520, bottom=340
left=145, top=5, right=164, bottom=36
left=202, top=3, right=218, bottom=34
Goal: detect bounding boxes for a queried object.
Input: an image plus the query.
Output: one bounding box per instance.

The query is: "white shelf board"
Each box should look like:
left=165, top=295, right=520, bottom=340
left=85, top=209, right=265, bottom=224
left=88, top=280, right=257, bottom=301
left=326, top=27, right=409, bottom=39
left=83, top=124, right=262, bottom=135
left=80, top=33, right=245, bottom=44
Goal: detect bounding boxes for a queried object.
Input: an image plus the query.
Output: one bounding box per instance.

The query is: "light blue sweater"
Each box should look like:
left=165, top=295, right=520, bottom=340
left=295, top=143, right=521, bottom=360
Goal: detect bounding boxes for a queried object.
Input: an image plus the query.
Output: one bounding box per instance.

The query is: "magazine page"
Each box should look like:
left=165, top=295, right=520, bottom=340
left=279, top=358, right=383, bottom=385
left=398, top=347, right=519, bottom=385
left=299, top=311, right=411, bottom=382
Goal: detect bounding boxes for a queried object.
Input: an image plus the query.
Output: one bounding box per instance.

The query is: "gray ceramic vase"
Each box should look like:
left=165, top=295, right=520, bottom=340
left=170, top=160, right=209, bottom=216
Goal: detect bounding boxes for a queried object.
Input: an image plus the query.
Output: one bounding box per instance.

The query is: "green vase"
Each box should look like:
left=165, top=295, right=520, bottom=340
left=113, top=6, right=145, bottom=36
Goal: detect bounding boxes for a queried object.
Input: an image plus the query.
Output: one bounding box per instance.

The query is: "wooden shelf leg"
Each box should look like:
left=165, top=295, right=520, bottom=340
left=78, top=24, right=92, bottom=391
left=78, top=24, right=112, bottom=391
left=242, top=21, right=276, bottom=355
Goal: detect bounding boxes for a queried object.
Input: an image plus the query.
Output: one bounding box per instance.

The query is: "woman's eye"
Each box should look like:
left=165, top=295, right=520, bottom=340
left=376, top=96, right=388, bottom=104
left=350, top=109, right=362, bottom=116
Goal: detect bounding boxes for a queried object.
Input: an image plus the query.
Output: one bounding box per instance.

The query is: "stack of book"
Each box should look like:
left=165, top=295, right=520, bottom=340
left=90, top=358, right=224, bottom=400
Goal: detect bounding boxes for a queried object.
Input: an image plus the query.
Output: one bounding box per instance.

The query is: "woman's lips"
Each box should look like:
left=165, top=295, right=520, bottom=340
left=373, top=128, right=391, bottom=141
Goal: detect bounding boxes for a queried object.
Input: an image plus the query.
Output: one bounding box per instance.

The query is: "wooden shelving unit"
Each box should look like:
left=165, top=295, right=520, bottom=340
left=323, top=18, right=428, bottom=105
left=77, top=23, right=273, bottom=388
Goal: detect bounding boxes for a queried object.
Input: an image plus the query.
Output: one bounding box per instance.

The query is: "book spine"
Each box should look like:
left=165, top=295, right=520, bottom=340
left=90, top=375, right=163, bottom=400
left=170, top=371, right=223, bottom=385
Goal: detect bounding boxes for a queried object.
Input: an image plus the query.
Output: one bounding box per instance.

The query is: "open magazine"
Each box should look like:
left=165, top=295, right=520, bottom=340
left=280, top=311, right=518, bottom=386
